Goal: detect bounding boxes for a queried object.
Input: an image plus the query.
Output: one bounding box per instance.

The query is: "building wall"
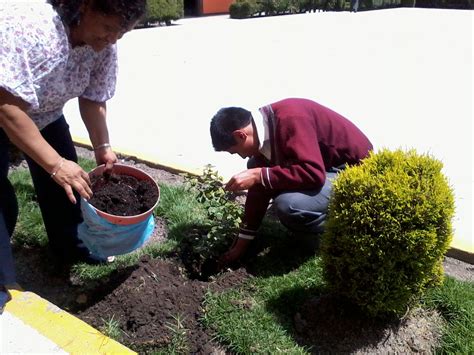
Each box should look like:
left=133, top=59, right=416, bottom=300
left=201, top=0, right=234, bottom=14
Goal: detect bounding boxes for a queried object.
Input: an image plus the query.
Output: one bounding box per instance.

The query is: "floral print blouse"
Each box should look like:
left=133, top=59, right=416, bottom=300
left=0, top=1, right=117, bottom=130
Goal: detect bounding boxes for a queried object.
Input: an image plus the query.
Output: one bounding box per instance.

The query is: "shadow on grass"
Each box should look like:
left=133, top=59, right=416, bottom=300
left=164, top=216, right=320, bottom=280
left=13, top=244, right=136, bottom=313
left=165, top=220, right=207, bottom=244
left=266, top=288, right=403, bottom=353
left=243, top=236, right=320, bottom=277
left=242, top=218, right=321, bottom=277
left=164, top=221, right=234, bottom=280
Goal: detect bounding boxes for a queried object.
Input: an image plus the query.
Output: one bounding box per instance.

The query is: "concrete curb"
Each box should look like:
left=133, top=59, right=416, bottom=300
left=73, top=137, right=201, bottom=177
left=447, top=248, right=474, bottom=265
left=4, top=289, right=136, bottom=354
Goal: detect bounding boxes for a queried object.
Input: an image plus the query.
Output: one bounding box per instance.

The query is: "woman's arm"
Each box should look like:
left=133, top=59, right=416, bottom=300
left=78, top=97, right=117, bottom=170
left=0, top=89, right=92, bottom=203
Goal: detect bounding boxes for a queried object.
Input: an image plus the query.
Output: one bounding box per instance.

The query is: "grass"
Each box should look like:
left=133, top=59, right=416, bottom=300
left=132, top=313, right=189, bottom=355
left=421, top=277, right=474, bottom=353
left=203, top=252, right=474, bottom=354
left=162, top=314, right=189, bottom=354
left=99, top=314, right=124, bottom=341
left=202, top=257, right=324, bottom=354
left=9, top=168, right=47, bottom=247
left=9, top=157, right=474, bottom=354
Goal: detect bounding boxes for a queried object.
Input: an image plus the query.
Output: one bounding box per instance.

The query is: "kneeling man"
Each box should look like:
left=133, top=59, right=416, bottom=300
left=210, top=98, right=373, bottom=266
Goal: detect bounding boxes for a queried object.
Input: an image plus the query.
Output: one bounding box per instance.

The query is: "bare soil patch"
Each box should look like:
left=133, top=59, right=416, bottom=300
left=80, top=256, right=249, bottom=353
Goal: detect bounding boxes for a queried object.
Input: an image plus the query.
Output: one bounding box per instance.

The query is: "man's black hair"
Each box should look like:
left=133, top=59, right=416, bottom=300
left=49, top=0, right=147, bottom=28
left=210, top=107, right=252, bottom=151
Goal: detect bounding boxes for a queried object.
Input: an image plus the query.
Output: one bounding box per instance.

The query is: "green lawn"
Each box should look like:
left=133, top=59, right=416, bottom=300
left=9, top=158, right=474, bottom=354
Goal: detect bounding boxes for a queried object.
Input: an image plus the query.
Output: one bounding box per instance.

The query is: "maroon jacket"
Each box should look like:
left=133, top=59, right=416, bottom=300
left=240, top=98, right=373, bottom=236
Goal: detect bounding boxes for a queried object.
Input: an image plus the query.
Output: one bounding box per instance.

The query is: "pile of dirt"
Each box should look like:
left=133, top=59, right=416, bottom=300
left=79, top=256, right=249, bottom=354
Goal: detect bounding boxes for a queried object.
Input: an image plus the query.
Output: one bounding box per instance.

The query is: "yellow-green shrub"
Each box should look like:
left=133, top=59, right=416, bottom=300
left=321, top=149, right=455, bottom=317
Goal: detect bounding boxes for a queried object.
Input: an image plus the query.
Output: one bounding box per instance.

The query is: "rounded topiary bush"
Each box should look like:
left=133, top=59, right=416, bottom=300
left=320, top=149, right=455, bottom=317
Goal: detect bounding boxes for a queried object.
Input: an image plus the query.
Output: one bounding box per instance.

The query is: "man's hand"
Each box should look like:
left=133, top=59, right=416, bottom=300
left=225, top=168, right=262, bottom=191
left=218, top=237, right=252, bottom=269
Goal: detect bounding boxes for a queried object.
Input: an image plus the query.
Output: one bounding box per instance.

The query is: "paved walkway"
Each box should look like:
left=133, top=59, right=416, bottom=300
left=2, top=9, right=472, bottom=354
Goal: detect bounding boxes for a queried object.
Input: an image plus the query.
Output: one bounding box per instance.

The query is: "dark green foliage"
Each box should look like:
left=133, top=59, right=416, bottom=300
left=229, top=0, right=260, bottom=18
left=356, top=0, right=400, bottom=9
left=296, top=0, right=320, bottom=11
left=321, top=149, right=455, bottom=317
left=143, top=0, right=183, bottom=26
left=183, top=165, right=243, bottom=261
left=230, top=0, right=323, bottom=18
left=229, top=0, right=405, bottom=16
left=259, top=0, right=288, bottom=14
left=411, top=0, right=472, bottom=8
left=229, top=0, right=472, bottom=16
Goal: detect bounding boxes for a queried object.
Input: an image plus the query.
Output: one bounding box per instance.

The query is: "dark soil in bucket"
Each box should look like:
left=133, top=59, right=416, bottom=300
left=88, top=173, right=159, bottom=216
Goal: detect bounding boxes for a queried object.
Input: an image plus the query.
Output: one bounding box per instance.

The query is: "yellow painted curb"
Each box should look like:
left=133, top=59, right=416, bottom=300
left=5, top=289, right=136, bottom=355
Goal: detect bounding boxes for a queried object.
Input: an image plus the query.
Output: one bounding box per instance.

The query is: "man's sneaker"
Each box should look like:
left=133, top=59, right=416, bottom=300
left=86, top=253, right=116, bottom=264
left=76, top=243, right=115, bottom=264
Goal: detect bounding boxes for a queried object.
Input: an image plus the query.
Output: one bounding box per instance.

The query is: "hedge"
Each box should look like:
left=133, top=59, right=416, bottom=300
left=320, top=149, right=455, bottom=317
left=142, top=0, right=184, bottom=26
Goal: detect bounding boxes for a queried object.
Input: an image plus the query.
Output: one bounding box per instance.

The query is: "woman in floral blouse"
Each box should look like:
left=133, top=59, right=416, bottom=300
left=0, top=0, right=146, bottom=309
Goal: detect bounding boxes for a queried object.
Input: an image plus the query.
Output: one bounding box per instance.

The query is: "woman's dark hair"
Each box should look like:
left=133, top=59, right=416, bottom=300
left=210, top=107, right=252, bottom=151
left=48, top=0, right=146, bottom=28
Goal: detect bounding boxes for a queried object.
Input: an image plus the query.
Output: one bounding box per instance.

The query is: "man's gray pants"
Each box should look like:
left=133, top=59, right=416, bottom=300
left=273, top=171, right=337, bottom=235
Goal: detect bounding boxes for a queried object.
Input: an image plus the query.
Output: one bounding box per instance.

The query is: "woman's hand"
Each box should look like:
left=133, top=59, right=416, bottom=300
left=51, top=159, right=92, bottom=204
left=94, top=145, right=117, bottom=173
